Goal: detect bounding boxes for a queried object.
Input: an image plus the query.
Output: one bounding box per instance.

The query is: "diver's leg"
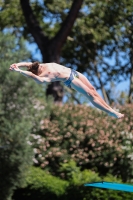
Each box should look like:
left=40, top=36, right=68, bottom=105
left=71, top=77, right=124, bottom=118
left=77, top=72, right=111, bottom=108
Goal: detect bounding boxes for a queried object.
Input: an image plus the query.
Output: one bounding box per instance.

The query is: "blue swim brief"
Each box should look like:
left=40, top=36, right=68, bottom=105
left=64, top=69, right=79, bottom=88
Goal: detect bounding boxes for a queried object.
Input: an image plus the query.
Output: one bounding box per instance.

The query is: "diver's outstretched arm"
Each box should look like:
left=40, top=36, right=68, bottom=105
left=10, top=62, right=32, bottom=68
left=9, top=64, right=50, bottom=84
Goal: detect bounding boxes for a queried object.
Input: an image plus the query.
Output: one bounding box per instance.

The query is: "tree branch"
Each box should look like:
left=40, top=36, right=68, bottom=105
left=20, top=0, right=48, bottom=54
left=53, top=0, right=84, bottom=51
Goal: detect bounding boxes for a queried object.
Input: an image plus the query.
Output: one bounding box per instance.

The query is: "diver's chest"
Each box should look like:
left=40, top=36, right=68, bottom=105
left=40, top=69, right=60, bottom=78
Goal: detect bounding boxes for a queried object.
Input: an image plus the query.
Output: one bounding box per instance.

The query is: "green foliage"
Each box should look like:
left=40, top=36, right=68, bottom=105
left=60, top=161, right=133, bottom=200
left=13, top=164, right=133, bottom=200
left=0, top=0, right=24, bottom=31
left=0, top=0, right=72, bottom=38
left=26, top=166, right=68, bottom=196
left=62, top=0, right=133, bottom=102
left=59, top=160, right=100, bottom=184
left=31, top=103, right=133, bottom=181
left=13, top=166, right=68, bottom=200
left=0, top=32, right=48, bottom=200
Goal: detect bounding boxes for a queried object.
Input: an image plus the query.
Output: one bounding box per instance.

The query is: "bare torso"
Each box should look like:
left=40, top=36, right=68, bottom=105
left=39, top=63, right=71, bottom=82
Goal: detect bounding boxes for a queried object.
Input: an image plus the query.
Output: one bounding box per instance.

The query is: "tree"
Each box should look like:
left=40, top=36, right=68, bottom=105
left=20, top=0, right=84, bottom=103
left=0, top=0, right=84, bottom=103
left=1, top=0, right=133, bottom=104
left=61, top=0, right=133, bottom=104
left=87, top=0, right=133, bottom=103
left=0, top=32, right=46, bottom=200
left=20, top=0, right=133, bottom=104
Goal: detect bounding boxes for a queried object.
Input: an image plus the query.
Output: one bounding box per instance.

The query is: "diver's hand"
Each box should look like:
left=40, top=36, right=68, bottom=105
left=9, top=64, right=20, bottom=72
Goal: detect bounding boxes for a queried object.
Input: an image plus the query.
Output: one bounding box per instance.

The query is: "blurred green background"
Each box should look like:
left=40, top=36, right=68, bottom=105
left=0, top=0, right=133, bottom=199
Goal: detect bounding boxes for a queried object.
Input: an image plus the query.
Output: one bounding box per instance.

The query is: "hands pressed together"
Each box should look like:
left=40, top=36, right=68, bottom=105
left=9, top=63, right=20, bottom=72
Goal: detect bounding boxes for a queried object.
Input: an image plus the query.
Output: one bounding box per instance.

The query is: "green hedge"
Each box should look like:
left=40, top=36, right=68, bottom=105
left=31, top=104, right=133, bottom=181
left=13, top=163, right=133, bottom=200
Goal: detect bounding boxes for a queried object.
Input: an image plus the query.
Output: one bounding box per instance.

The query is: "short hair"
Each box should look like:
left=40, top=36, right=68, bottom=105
left=27, top=61, right=40, bottom=75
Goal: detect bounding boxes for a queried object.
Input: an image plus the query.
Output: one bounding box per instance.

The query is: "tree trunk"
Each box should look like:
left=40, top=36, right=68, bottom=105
left=42, top=42, right=64, bottom=104
left=20, top=0, right=84, bottom=103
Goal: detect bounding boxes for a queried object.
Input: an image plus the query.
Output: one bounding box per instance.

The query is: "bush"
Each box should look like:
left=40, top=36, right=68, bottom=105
left=30, top=103, right=133, bottom=181
left=60, top=161, right=133, bottom=200
left=13, top=163, right=133, bottom=200
left=13, top=166, right=68, bottom=200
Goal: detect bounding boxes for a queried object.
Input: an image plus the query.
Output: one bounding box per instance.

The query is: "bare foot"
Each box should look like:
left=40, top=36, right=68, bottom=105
left=108, top=112, right=124, bottom=119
